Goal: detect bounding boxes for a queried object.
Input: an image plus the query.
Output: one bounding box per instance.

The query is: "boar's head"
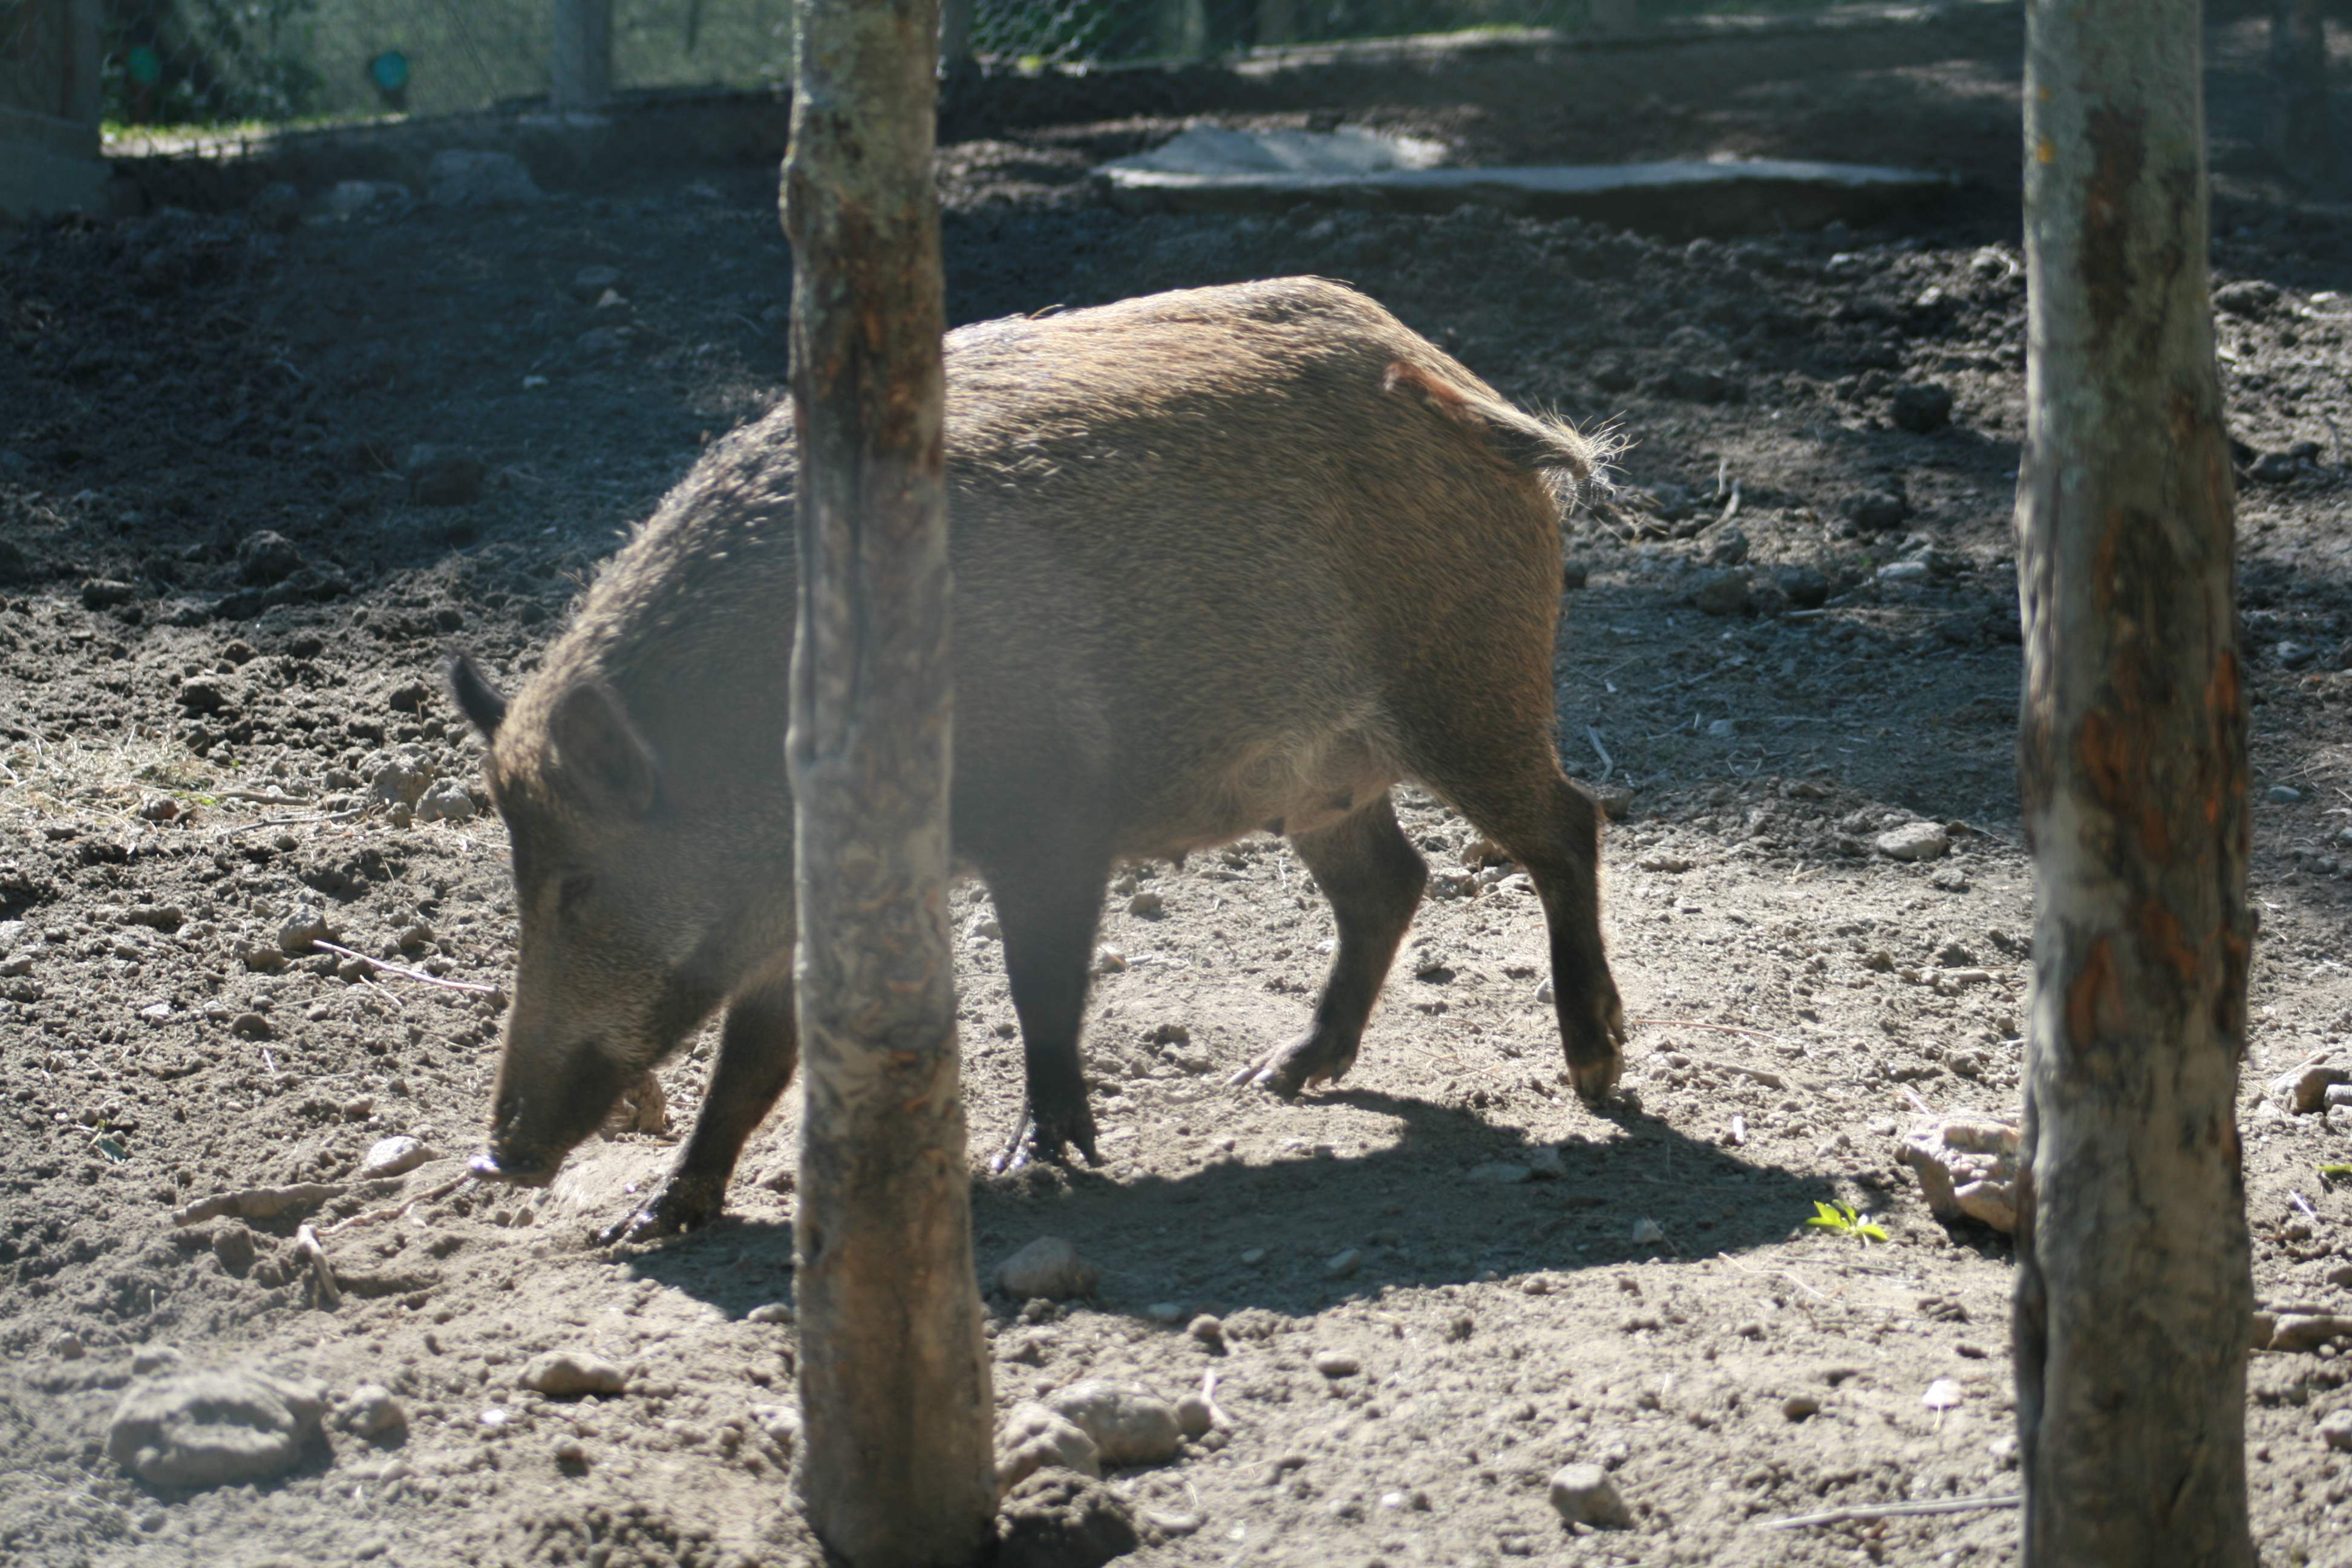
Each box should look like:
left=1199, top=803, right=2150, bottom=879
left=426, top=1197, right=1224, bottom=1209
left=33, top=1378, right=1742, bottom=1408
left=449, top=652, right=785, bottom=1187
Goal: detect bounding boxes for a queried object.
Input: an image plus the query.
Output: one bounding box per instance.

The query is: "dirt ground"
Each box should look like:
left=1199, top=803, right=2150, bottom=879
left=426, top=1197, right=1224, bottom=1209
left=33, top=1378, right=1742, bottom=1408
left=7, top=10, right=2352, bottom=1567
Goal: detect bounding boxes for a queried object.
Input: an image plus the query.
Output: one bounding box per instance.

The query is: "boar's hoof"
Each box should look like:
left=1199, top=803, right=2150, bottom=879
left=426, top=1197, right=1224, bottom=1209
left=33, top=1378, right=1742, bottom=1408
left=991, top=1108, right=1102, bottom=1175
left=1564, top=1004, right=1630, bottom=1106
left=469, top=1148, right=560, bottom=1186
left=1229, top=1030, right=1357, bottom=1099
left=596, top=1174, right=727, bottom=1247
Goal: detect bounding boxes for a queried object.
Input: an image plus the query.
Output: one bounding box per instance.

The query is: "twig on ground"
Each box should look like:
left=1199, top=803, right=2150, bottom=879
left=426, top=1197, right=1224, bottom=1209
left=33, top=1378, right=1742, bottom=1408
left=1759, top=1494, right=2020, bottom=1530
left=1628, top=1018, right=1783, bottom=1042
left=173, top=1181, right=348, bottom=1226
left=220, top=806, right=368, bottom=838
left=295, top=1223, right=341, bottom=1308
left=218, top=788, right=316, bottom=806
left=321, top=1171, right=475, bottom=1235
left=310, top=939, right=503, bottom=997
left=1688, top=1056, right=1786, bottom=1089
left=1587, top=725, right=1615, bottom=784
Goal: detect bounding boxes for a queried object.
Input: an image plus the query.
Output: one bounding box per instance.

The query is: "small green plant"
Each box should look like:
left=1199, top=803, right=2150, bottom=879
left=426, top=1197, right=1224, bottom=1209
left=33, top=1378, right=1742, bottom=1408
left=2320, top=1163, right=2352, bottom=1186
left=1805, top=1200, right=1888, bottom=1244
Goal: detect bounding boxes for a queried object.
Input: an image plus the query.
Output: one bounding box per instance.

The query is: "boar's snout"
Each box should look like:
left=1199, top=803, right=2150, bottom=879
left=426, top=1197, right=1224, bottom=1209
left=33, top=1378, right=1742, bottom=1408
left=471, top=1039, right=633, bottom=1187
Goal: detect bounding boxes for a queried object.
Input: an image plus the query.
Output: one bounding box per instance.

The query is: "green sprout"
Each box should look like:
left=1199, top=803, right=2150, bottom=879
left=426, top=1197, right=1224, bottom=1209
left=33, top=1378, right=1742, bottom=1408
left=2320, top=1164, right=2352, bottom=1186
left=1805, top=1200, right=1888, bottom=1244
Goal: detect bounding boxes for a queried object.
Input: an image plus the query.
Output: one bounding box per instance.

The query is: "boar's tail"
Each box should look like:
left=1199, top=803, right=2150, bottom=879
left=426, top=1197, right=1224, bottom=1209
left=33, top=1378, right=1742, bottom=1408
left=1381, top=359, right=1616, bottom=497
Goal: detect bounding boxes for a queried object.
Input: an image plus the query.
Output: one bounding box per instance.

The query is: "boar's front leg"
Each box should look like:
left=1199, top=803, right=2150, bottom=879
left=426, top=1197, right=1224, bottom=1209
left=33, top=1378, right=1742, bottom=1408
left=983, top=839, right=1113, bottom=1173
left=600, top=976, right=799, bottom=1246
left=1233, top=794, right=1426, bottom=1095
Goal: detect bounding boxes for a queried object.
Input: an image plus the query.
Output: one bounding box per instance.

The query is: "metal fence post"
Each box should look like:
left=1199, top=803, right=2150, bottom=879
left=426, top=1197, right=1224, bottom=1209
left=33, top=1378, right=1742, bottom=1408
left=554, top=0, right=613, bottom=111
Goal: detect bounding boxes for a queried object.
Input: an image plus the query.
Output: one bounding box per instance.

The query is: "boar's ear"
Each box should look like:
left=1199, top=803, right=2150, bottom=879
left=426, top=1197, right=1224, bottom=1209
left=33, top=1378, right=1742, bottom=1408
left=549, top=682, right=659, bottom=816
left=448, top=653, right=509, bottom=740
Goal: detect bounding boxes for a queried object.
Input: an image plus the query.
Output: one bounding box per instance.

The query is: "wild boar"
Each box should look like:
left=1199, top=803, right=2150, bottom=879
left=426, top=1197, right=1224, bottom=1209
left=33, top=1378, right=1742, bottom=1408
left=452, top=276, right=1625, bottom=1243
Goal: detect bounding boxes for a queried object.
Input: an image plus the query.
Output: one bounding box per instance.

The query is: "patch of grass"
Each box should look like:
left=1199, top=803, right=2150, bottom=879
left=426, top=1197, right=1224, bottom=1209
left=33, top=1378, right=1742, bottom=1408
left=1805, top=1200, right=1889, bottom=1244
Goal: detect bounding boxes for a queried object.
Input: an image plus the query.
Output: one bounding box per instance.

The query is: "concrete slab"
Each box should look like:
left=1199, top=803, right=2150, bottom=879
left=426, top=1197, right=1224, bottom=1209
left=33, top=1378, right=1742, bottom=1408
left=1099, top=129, right=1953, bottom=235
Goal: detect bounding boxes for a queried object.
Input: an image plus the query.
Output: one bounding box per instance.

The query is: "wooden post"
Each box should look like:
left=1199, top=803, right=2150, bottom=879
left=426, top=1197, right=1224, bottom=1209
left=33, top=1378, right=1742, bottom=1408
left=2268, top=0, right=2337, bottom=188
left=939, top=0, right=975, bottom=76
left=0, top=0, right=108, bottom=218
left=552, top=0, right=612, bottom=111
left=782, top=0, right=995, bottom=1563
left=2013, top=3, right=2254, bottom=1566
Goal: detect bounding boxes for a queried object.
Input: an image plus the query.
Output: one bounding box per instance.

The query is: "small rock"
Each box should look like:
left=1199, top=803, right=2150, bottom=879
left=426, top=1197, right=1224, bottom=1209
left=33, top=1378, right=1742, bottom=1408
left=107, top=1369, right=327, bottom=1488
left=1630, top=1217, right=1665, bottom=1246
left=1312, top=1351, right=1359, bottom=1378
left=278, top=905, right=335, bottom=956
left=1896, top=1115, right=2021, bottom=1233
left=236, top=531, right=303, bottom=585
left=370, top=756, right=433, bottom=809
left=1173, top=1393, right=1215, bottom=1437
left=2274, top=641, right=2317, bottom=671
left=2319, top=1410, right=2352, bottom=1452
left=413, top=779, right=477, bottom=823
left=1691, top=568, right=1751, bottom=617
left=1782, top=1394, right=1820, bottom=1422
left=50, top=1331, right=84, bottom=1361
left=518, top=1350, right=627, bottom=1398
left=428, top=149, right=542, bottom=207
left=2267, top=784, right=2305, bottom=805
left=1873, top=822, right=1950, bottom=862
left=81, top=578, right=136, bottom=609
left=1526, top=1144, right=1566, bottom=1179
left=1890, top=382, right=1955, bottom=433
left=1093, top=947, right=1127, bottom=975
left=322, top=180, right=408, bottom=217
left=753, top=1402, right=802, bottom=1451
left=1186, top=1315, right=1223, bottom=1345
left=175, top=677, right=232, bottom=714
left=1851, top=489, right=1910, bottom=532
left=570, top=264, right=624, bottom=301
left=1325, top=1247, right=1363, bottom=1279
left=338, top=1384, right=407, bottom=1440
left=2250, top=451, right=2305, bottom=484
left=1922, top=1377, right=1964, bottom=1411
left=407, top=452, right=486, bottom=508
left=1547, top=1463, right=1632, bottom=1529
left=1467, top=1161, right=1533, bottom=1184
left=576, top=327, right=628, bottom=362
left=998, top=1237, right=1099, bottom=1301
left=996, top=1402, right=1102, bottom=1490
left=746, top=1302, right=792, bottom=1325
left=1044, top=1380, right=1181, bottom=1466
left=1146, top=1301, right=1186, bottom=1325
left=359, top=1135, right=429, bottom=1179
left=2272, top=1063, right=2351, bottom=1115
left=132, top=1347, right=183, bottom=1376
left=1126, top=890, right=1165, bottom=918
left=994, top=1470, right=1138, bottom=1568
left=1638, top=850, right=1692, bottom=874
left=1777, top=564, right=1831, bottom=609
left=210, top=1223, right=258, bottom=1279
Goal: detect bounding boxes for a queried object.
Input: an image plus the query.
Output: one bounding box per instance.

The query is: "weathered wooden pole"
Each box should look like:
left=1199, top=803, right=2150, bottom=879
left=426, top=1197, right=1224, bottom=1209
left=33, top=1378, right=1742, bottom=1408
left=2013, top=3, right=2253, bottom=1565
left=2268, top=0, right=2337, bottom=188
left=782, top=0, right=995, bottom=1561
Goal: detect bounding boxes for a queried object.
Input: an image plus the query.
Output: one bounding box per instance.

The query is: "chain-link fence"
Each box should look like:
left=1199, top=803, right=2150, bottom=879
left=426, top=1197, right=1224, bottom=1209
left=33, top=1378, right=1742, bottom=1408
left=72, top=0, right=1850, bottom=152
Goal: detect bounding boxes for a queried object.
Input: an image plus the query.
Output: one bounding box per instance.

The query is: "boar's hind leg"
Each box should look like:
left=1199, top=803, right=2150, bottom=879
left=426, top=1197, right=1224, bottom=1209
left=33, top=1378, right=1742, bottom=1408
left=1423, top=748, right=1626, bottom=1105
left=985, top=841, right=1113, bottom=1174
left=1232, top=794, right=1426, bottom=1096
left=599, top=977, right=799, bottom=1246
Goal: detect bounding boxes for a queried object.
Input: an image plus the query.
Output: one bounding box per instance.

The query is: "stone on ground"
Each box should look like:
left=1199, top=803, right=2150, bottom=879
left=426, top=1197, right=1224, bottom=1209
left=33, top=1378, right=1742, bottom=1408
left=107, top=1369, right=327, bottom=1488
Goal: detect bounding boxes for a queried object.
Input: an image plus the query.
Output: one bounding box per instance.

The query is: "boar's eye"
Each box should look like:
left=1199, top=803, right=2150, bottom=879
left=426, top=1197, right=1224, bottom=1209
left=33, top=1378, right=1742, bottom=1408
left=557, top=875, right=596, bottom=916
